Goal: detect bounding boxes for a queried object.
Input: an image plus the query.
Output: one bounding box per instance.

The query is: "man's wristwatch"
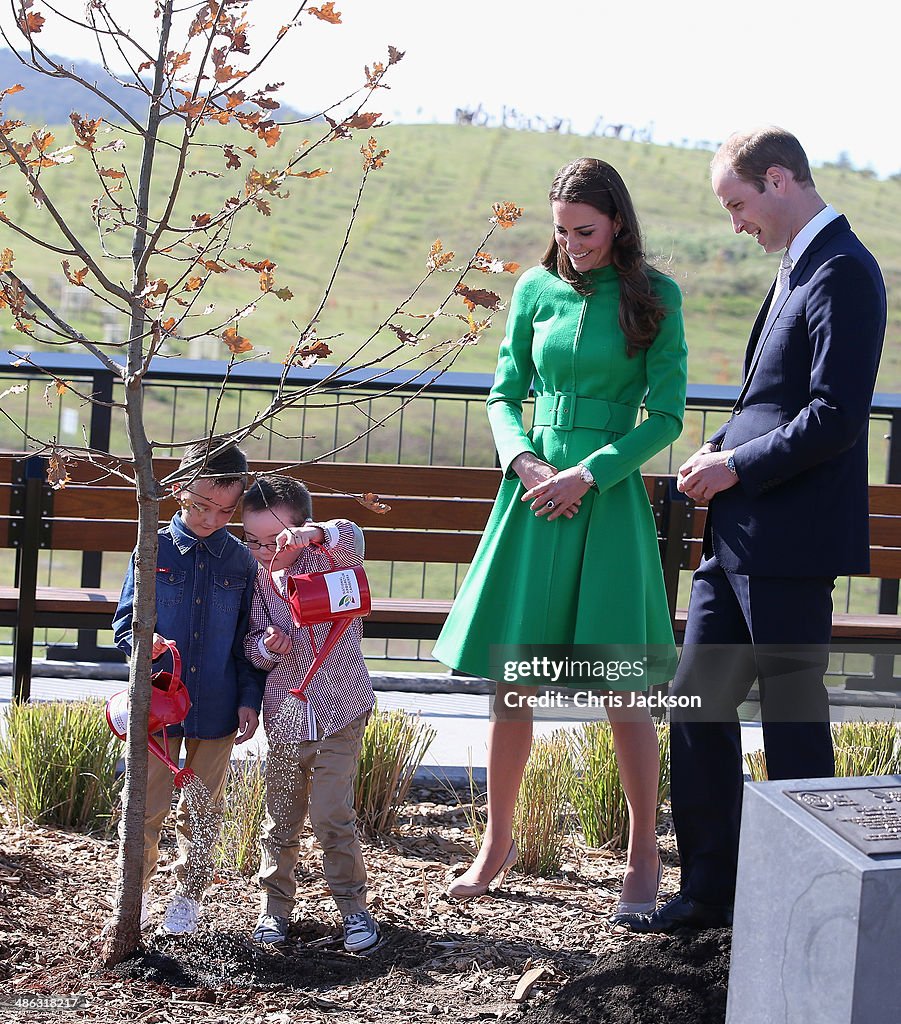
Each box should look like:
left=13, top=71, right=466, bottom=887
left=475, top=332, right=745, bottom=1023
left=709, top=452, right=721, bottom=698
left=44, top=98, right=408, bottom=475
left=725, top=454, right=737, bottom=476
left=577, top=463, right=595, bottom=487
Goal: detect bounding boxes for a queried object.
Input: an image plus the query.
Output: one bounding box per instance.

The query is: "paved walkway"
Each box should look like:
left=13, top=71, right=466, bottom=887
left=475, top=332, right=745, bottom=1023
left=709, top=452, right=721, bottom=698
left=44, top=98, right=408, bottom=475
left=0, top=666, right=767, bottom=785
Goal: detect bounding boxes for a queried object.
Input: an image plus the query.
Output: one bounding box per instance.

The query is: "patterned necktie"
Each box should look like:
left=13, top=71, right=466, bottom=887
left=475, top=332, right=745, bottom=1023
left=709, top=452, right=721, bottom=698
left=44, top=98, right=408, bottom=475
left=768, top=251, right=793, bottom=315
left=778, top=251, right=793, bottom=292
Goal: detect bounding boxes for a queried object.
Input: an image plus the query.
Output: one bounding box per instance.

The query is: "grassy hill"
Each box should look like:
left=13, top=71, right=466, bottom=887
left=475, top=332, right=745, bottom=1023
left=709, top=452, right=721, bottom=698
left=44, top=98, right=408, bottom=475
left=1, top=123, right=899, bottom=389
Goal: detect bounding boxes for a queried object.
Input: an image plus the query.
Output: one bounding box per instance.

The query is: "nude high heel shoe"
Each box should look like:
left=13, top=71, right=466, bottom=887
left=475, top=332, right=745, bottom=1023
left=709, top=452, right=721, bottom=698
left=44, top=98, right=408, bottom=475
left=613, top=855, right=663, bottom=916
left=447, top=842, right=518, bottom=900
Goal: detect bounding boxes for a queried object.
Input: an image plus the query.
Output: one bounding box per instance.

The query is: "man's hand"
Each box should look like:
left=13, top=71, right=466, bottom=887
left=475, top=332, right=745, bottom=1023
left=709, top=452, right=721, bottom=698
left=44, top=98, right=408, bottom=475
left=235, top=706, right=259, bottom=744
left=678, top=445, right=739, bottom=502
left=512, top=453, right=583, bottom=520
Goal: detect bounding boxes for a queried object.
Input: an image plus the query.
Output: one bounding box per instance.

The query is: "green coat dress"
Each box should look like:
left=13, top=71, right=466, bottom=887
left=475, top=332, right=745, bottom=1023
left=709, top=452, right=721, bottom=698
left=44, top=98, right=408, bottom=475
left=432, top=263, right=687, bottom=689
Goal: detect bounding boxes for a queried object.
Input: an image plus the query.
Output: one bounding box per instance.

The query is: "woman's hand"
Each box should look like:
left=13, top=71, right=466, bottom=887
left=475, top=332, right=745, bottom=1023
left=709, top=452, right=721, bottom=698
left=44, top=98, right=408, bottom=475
left=511, top=451, right=557, bottom=492
left=518, top=456, right=589, bottom=520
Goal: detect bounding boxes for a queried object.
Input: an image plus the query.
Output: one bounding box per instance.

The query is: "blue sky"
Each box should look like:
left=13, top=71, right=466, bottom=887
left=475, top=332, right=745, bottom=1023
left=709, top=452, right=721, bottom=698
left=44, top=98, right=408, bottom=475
left=6, top=0, right=897, bottom=177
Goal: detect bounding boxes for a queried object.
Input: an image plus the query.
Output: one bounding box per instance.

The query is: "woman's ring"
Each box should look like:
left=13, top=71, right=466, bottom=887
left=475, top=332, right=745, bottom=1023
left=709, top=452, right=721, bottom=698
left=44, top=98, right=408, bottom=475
left=545, top=500, right=555, bottom=510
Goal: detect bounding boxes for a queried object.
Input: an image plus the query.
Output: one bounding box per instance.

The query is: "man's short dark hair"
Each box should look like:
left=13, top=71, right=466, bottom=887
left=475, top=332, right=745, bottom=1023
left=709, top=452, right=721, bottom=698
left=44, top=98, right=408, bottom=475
left=712, top=126, right=815, bottom=193
left=243, top=474, right=313, bottom=523
left=178, top=441, right=248, bottom=489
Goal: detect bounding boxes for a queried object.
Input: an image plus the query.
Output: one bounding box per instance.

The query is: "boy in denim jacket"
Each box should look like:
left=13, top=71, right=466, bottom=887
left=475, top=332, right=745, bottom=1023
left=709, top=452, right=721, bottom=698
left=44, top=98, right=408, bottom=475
left=113, top=443, right=263, bottom=935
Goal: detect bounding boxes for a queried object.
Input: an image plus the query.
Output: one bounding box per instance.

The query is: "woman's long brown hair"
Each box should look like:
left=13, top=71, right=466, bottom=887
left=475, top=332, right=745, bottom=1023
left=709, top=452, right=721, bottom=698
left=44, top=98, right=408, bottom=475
left=541, top=157, right=667, bottom=356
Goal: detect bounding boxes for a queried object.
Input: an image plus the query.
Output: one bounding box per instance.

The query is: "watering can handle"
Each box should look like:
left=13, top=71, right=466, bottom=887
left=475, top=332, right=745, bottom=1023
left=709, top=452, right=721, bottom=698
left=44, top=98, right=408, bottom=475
left=267, top=539, right=336, bottom=604
left=157, top=637, right=182, bottom=682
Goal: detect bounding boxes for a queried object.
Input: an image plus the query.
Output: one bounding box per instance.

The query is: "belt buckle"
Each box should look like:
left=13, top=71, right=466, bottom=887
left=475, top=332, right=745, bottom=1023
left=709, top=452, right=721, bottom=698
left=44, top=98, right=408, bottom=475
left=554, top=392, right=575, bottom=431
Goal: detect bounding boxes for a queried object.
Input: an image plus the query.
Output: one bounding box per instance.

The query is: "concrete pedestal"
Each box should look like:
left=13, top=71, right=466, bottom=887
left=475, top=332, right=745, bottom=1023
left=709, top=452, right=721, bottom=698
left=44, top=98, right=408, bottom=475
left=727, top=774, right=901, bottom=1024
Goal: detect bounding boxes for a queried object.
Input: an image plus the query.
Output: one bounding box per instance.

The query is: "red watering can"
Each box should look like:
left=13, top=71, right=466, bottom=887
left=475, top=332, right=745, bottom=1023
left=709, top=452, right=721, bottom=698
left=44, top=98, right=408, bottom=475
left=270, top=543, right=371, bottom=701
left=105, top=640, right=196, bottom=788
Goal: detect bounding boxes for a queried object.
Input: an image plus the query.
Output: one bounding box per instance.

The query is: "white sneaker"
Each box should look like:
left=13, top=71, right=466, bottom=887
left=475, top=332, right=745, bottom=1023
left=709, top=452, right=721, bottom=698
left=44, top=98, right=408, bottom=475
left=342, top=910, right=380, bottom=952
left=157, top=895, right=202, bottom=936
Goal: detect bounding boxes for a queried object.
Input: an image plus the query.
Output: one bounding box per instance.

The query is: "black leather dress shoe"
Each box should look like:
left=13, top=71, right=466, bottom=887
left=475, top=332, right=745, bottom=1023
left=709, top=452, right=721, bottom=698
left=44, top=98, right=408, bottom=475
left=612, top=893, right=733, bottom=933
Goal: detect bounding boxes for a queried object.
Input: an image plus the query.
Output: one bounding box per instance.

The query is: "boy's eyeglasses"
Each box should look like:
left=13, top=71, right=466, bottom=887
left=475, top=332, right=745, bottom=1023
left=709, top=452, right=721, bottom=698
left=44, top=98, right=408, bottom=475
left=243, top=537, right=281, bottom=551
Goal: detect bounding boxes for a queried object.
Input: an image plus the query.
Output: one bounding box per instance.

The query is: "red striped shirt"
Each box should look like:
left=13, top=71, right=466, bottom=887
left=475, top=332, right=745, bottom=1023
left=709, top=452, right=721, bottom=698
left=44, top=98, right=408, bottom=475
left=244, top=520, right=374, bottom=742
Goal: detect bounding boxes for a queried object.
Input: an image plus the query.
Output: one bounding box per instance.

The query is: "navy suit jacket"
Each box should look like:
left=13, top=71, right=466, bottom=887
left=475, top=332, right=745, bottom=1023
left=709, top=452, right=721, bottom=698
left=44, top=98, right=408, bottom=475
left=706, top=215, right=886, bottom=577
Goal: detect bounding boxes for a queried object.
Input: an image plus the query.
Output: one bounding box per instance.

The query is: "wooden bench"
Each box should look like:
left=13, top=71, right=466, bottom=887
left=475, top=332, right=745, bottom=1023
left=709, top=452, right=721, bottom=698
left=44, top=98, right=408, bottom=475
left=673, top=490, right=901, bottom=644
left=0, top=452, right=685, bottom=699
left=4, top=450, right=899, bottom=700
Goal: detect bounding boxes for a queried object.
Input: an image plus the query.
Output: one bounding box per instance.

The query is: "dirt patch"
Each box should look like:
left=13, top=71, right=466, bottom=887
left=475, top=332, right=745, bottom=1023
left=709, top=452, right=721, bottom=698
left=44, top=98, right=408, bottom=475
left=520, top=929, right=731, bottom=1024
left=0, top=787, right=732, bottom=1023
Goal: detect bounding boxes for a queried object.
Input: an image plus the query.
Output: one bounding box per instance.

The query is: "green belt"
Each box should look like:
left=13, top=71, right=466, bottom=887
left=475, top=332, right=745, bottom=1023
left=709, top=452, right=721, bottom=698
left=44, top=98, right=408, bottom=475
left=532, top=392, right=638, bottom=433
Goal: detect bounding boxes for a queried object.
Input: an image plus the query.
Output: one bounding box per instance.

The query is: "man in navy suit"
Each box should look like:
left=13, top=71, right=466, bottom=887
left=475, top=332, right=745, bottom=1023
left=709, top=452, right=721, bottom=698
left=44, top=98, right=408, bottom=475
left=617, top=127, right=886, bottom=933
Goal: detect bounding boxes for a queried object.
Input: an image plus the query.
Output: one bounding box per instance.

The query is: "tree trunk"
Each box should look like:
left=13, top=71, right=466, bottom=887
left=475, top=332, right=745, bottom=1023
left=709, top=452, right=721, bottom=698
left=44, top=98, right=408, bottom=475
left=101, top=1, right=173, bottom=967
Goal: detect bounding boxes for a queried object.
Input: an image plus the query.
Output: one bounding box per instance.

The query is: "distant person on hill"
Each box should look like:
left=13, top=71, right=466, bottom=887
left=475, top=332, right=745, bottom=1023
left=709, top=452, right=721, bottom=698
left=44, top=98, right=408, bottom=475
left=241, top=475, right=378, bottom=953
left=616, top=126, right=887, bottom=934
left=112, top=442, right=263, bottom=936
left=433, top=157, right=687, bottom=912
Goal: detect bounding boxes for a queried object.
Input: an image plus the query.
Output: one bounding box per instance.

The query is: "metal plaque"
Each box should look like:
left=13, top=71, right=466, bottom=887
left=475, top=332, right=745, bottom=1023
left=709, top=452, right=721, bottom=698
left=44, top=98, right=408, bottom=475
left=786, top=786, right=901, bottom=856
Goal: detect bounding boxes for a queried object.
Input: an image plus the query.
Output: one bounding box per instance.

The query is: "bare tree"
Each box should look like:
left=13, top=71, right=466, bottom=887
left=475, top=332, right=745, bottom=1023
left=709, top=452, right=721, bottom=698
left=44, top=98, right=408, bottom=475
left=0, top=0, right=521, bottom=964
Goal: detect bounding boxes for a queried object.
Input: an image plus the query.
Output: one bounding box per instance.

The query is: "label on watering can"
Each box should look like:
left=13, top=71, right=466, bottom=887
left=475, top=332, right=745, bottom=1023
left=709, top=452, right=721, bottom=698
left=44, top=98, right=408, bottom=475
left=106, top=691, right=130, bottom=739
left=324, top=569, right=362, bottom=614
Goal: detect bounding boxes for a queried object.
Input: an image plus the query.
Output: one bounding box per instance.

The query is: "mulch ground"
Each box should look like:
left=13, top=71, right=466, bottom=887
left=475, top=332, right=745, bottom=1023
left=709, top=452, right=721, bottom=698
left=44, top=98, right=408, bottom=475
left=0, top=786, right=731, bottom=1024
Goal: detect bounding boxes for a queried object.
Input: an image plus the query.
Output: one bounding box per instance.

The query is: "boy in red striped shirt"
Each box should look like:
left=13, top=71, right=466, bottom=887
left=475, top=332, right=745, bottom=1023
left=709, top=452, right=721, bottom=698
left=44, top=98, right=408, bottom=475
left=242, top=475, right=378, bottom=952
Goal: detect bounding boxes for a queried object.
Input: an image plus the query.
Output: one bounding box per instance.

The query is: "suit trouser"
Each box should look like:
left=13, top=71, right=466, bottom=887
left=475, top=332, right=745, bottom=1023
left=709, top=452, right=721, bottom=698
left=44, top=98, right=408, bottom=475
left=142, top=732, right=236, bottom=899
left=670, top=554, right=835, bottom=907
left=258, top=714, right=368, bottom=919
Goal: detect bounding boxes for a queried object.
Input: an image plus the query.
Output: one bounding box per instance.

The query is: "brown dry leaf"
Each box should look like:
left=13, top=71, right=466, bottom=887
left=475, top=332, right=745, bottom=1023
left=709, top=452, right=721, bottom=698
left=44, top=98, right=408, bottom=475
left=222, top=324, right=252, bottom=354
left=356, top=492, right=391, bottom=514
left=387, top=323, right=419, bottom=346
left=274, top=287, right=293, bottom=302
left=344, top=112, right=381, bottom=130
left=308, top=2, right=342, bottom=23
left=361, top=136, right=389, bottom=171
left=258, top=122, right=281, bottom=148
left=427, top=240, right=455, bottom=271
left=473, top=251, right=520, bottom=274
left=455, top=283, right=502, bottom=312
left=46, top=454, right=70, bottom=490
left=492, top=201, right=524, bottom=229
left=512, top=966, right=550, bottom=1002
left=18, top=5, right=45, bottom=34
left=185, top=276, right=203, bottom=292
left=388, top=45, right=405, bottom=65
left=160, top=316, right=176, bottom=333
left=294, top=339, right=332, bottom=367
left=61, top=260, right=89, bottom=286
left=1, top=84, right=24, bottom=99
left=99, top=168, right=126, bottom=179
left=294, top=168, right=330, bottom=179
left=259, top=269, right=275, bottom=292
left=0, top=247, right=13, bottom=272
left=191, top=212, right=212, bottom=227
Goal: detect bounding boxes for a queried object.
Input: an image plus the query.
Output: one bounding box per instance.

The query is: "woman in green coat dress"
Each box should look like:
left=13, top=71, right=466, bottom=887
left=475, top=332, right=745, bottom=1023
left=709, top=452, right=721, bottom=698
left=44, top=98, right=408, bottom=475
left=433, top=158, right=687, bottom=912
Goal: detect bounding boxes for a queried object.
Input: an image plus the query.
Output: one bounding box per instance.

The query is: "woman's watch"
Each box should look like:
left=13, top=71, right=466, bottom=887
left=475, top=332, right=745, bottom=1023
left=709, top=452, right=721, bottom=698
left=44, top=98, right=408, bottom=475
left=577, top=463, right=595, bottom=487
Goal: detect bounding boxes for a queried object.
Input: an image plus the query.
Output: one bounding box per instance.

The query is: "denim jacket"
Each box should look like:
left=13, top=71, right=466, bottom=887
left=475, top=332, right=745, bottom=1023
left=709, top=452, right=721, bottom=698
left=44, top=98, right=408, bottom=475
left=113, top=513, right=264, bottom=739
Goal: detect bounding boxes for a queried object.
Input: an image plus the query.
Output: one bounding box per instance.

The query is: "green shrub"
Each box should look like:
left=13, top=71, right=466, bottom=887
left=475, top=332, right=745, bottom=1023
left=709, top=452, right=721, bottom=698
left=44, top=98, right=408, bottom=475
left=513, top=731, right=576, bottom=877
left=0, top=699, right=122, bottom=832
left=568, top=721, right=671, bottom=850
left=744, top=720, right=901, bottom=781
left=216, top=754, right=267, bottom=877
left=355, top=705, right=436, bottom=834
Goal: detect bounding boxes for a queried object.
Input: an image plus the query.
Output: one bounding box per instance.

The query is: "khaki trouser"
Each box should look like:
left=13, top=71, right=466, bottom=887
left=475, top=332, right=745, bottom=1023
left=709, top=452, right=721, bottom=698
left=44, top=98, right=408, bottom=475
left=258, top=714, right=368, bottom=918
left=142, top=732, right=236, bottom=900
